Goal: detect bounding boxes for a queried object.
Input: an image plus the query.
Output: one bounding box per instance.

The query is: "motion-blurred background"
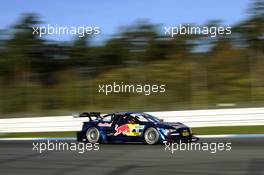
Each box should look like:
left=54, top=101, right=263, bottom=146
left=0, top=0, right=263, bottom=117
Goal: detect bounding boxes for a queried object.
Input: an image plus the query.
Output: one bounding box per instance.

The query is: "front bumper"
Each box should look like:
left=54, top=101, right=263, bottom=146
left=163, top=135, right=199, bottom=143
left=159, top=128, right=199, bottom=143
left=190, top=135, right=199, bottom=142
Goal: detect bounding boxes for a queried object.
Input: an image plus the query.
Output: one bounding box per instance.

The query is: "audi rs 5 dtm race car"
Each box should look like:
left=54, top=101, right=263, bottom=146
left=75, top=112, right=199, bottom=144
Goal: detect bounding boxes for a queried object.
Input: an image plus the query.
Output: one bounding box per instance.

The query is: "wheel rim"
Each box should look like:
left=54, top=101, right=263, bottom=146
left=86, top=128, right=99, bottom=143
left=145, top=128, right=159, bottom=144
left=148, top=131, right=156, bottom=141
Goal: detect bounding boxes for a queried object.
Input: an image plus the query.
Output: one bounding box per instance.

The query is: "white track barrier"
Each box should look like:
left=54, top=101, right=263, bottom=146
left=0, top=107, right=264, bottom=133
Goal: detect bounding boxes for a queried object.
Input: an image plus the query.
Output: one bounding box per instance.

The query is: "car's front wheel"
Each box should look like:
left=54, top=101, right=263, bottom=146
left=86, top=127, right=100, bottom=143
left=144, top=127, right=159, bottom=144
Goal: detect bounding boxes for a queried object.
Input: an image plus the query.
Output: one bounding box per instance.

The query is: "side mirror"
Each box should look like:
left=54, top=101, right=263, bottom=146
left=160, top=119, right=164, bottom=122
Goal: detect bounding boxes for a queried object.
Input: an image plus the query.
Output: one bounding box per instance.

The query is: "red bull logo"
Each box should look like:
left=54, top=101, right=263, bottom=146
left=114, top=124, right=130, bottom=136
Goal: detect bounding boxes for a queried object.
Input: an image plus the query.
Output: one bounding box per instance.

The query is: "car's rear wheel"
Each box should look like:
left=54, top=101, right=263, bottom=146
left=86, top=127, right=100, bottom=143
left=144, top=127, right=159, bottom=144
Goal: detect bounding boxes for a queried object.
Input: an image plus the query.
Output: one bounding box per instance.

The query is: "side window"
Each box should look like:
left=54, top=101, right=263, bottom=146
left=127, top=116, right=138, bottom=124
left=112, top=115, right=121, bottom=124
left=114, top=115, right=127, bottom=125
left=115, top=115, right=137, bottom=124
left=122, top=117, right=129, bottom=123
left=102, top=114, right=112, bottom=122
left=131, top=114, right=148, bottom=122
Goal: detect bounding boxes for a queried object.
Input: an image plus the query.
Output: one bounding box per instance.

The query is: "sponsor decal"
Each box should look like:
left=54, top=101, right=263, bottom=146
left=98, top=123, right=112, bottom=127
left=114, top=124, right=130, bottom=136
left=114, top=124, right=145, bottom=136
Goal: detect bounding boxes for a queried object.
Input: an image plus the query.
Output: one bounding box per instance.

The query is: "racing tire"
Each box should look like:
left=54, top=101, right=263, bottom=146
left=144, top=127, right=159, bottom=145
left=86, top=127, right=100, bottom=143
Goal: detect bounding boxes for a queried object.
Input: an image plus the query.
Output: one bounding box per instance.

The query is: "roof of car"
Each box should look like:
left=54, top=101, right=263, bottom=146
left=114, top=112, right=143, bottom=115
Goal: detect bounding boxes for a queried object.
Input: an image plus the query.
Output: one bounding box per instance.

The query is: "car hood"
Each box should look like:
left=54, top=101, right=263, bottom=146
left=155, top=122, right=189, bottom=129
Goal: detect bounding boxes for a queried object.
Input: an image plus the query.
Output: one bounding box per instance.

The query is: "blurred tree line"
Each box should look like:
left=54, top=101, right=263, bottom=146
left=0, top=0, right=263, bottom=116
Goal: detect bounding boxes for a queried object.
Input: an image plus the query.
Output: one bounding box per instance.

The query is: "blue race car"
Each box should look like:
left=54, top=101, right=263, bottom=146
left=76, top=112, right=199, bottom=144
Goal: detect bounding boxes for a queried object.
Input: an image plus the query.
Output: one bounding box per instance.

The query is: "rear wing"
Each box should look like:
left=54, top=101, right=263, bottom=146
left=73, top=112, right=101, bottom=121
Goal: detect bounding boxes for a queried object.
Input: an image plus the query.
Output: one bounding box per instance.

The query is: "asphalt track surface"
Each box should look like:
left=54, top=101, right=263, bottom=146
left=0, top=138, right=263, bottom=175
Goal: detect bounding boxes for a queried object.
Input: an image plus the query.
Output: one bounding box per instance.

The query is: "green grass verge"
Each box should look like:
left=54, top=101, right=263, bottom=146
left=192, top=125, right=264, bottom=135
left=0, top=125, right=264, bottom=138
left=0, top=131, right=76, bottom=138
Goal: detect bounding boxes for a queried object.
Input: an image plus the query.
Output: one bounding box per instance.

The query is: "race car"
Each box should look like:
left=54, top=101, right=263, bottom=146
left=75, top=112, right=199, bottom=144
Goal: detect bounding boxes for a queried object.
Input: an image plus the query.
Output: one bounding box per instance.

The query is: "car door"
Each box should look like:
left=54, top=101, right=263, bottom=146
left=112, top=115, right=145, bottom=141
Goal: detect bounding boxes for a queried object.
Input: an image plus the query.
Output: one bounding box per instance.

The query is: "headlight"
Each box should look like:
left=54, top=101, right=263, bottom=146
left=166, top=129, right=177, bottom=133
left=163, top=129, right=177, bottom=134
left=158, top=128, right=178, bottom=135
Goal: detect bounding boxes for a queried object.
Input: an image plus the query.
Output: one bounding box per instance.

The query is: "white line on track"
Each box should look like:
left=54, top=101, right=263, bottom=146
left=1, top=134, right=264, bottom=141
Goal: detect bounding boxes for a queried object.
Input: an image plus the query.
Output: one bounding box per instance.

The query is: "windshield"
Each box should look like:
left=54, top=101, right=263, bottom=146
left=144, top=114, right=162, bottom=123
left=131, top=113, right=162, bottom=123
